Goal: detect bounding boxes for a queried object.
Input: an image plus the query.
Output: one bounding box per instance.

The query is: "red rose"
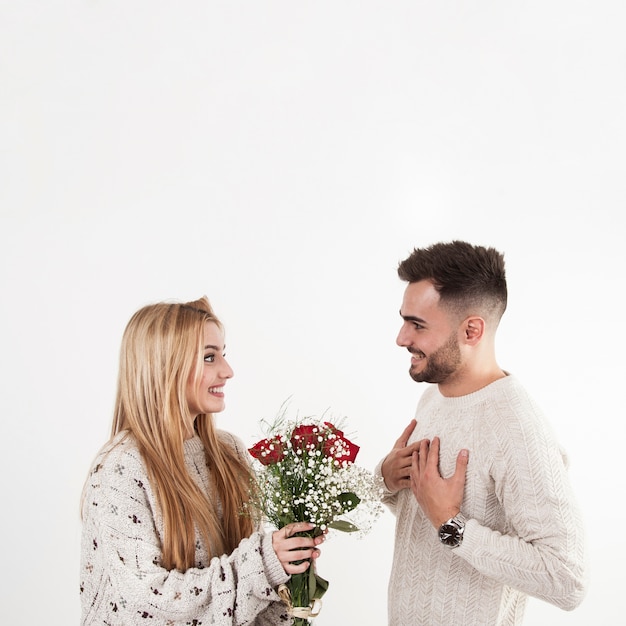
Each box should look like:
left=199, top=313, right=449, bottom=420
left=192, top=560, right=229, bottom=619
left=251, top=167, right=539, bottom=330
left=322, top=422, right=360, bottom=463
left=290, top=424, right=321, bottom=452
left=248, top=437, right=286, bottom=466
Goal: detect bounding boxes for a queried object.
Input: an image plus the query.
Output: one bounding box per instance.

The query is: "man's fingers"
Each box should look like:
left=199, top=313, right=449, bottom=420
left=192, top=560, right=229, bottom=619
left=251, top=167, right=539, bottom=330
left=419, top=438, right=430, bottom=472
left=394, top=419, right=417, bottom=448
left=454, top=448, right=469, bottom=482
left=426, top=437, right=440, bottom=469
left=410, top=449, right=419, bottom=477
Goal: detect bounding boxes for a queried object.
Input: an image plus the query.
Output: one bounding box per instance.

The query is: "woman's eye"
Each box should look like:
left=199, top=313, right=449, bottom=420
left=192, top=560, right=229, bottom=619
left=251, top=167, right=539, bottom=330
left=204, top=354, right=215, bottom=363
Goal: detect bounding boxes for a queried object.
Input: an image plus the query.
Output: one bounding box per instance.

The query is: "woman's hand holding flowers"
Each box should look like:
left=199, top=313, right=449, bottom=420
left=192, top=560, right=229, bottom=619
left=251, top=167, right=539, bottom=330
left=272, top=522, right=325, bottom=575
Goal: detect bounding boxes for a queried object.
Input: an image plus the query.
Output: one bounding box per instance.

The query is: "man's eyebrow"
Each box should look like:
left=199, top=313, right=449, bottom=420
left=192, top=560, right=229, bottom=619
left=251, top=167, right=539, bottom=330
left=399, top=310, right=427, bottom=324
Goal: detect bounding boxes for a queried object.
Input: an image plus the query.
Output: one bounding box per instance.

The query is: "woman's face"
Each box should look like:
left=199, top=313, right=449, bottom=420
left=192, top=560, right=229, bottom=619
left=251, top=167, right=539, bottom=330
left=186, top=321, right=234, bottom=417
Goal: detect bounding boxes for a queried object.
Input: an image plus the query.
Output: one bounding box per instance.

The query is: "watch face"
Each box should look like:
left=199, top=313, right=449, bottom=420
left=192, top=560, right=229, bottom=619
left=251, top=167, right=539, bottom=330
left=439, top=523, right=461, bottom=547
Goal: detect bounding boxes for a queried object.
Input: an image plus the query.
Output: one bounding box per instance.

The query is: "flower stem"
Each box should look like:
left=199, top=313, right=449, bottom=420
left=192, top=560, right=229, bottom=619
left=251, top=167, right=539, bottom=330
left=288, top=569, right=312, bottom=626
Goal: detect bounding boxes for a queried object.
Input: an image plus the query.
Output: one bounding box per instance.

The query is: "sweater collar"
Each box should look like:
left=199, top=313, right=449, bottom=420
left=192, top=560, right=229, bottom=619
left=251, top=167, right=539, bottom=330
left=431, top=372, right=513, bottom=408
left=184, top=434, right=205, bottom=457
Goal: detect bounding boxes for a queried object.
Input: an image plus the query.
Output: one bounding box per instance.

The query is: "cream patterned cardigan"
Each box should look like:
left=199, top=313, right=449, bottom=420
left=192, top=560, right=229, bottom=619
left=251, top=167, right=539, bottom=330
left=80, top=431, right=290, bottom=625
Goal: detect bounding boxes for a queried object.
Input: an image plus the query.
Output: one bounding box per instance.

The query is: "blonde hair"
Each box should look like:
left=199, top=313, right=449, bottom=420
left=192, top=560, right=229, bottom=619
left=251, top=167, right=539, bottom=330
left=110, top=296, right=254, bottom=571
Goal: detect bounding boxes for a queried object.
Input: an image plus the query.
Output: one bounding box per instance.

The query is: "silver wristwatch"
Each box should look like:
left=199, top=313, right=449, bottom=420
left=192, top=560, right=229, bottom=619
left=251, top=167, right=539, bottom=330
left=438, top=513, right=466, bottom=548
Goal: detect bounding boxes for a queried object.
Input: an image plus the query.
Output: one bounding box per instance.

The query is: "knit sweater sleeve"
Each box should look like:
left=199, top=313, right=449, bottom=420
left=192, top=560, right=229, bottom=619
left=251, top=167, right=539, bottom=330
left=80, top=439, right=289, bottom=625
left=455, top=385, right=587, bottom=611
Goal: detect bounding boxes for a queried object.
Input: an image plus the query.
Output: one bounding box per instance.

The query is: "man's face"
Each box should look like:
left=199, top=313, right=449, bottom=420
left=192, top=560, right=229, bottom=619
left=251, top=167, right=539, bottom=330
left=396, top=280, right=462, bottom=384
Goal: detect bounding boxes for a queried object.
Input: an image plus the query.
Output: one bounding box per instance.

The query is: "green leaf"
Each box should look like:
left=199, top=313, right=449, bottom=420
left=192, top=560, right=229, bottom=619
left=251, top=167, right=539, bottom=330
left=308, top=564, right=316, bottom=599
left=328, top=519, right=360, bottom=533
left=336, top=492, right=361, bottom=513
left=310, top=571, right=329, bottom=601
left=277, top=513, right=295, bottom=527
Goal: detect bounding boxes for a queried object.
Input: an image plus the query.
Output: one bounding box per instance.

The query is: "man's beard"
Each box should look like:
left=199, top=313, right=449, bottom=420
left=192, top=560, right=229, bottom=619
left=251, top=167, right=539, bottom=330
left=409, top=331, right=462, bottom=384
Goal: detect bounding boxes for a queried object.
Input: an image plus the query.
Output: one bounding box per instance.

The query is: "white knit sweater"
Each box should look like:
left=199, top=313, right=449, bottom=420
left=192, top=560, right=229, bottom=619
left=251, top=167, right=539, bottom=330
left=80, top=431, right=290, bottom=625
left=377, top=375, right=587, bottom=625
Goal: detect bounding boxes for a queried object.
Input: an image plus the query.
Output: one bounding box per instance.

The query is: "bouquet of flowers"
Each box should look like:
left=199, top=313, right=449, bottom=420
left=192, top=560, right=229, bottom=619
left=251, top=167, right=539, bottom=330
left=247, top=408, right=384, bottom=625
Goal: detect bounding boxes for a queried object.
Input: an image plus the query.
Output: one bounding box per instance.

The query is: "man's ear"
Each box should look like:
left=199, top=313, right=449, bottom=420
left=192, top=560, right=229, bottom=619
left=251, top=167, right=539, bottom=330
left=463, top=316, right=485, bottom=344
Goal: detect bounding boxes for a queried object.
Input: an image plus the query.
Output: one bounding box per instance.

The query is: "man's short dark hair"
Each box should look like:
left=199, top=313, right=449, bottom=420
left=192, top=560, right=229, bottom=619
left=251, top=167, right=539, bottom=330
left=397, top=240, right=508, bottom=322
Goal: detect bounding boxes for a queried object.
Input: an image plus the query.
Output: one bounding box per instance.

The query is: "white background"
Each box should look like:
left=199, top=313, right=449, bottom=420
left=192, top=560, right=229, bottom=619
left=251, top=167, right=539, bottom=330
left=1, top=1, right=624, bottom=624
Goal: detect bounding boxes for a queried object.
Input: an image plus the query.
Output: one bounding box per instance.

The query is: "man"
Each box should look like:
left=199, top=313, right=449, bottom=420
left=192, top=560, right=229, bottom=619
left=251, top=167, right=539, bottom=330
left=377, top=241, right=586, bottom=625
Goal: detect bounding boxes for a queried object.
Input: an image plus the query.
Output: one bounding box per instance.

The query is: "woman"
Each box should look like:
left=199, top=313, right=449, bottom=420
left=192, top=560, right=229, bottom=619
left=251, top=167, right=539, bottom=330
left=80, top=297, right=323, bottom=625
